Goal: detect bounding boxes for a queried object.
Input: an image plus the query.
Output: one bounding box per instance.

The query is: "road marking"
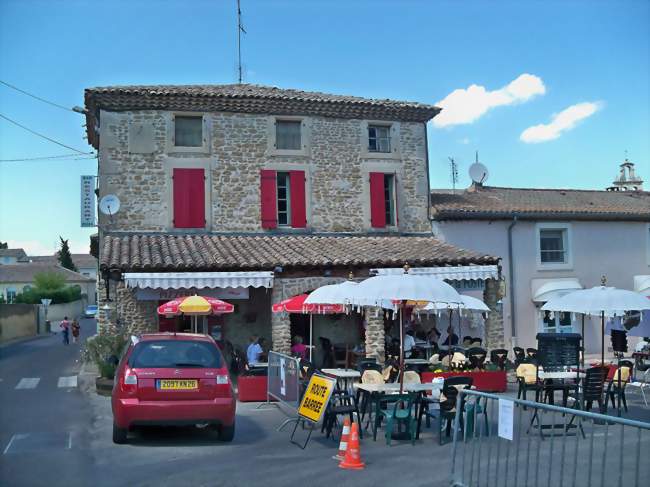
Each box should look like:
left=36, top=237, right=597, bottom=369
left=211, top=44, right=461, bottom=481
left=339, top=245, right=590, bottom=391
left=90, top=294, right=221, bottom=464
left=3, top=434, right=21, bottom=454
left=15, top=378, right=40, bottom=389
left=57, top=376, right=78, bottom=388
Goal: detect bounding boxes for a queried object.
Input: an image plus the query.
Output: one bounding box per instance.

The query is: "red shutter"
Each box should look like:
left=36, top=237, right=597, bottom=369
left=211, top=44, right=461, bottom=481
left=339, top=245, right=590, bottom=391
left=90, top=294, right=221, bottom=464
left=173, top=168, right=205, bottom=228
left=260, top=169, right=277, bottom=229
left=369, top=172, right=386, bottom=228
left=290, top=170, right=306, bottom=228
left=393, top=173, right=399, bottom=226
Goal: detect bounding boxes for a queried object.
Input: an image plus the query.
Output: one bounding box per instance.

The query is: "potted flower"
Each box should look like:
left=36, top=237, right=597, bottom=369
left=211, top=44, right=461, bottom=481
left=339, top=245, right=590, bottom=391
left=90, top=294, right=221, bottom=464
left=82, top=333, right=127, bottom=396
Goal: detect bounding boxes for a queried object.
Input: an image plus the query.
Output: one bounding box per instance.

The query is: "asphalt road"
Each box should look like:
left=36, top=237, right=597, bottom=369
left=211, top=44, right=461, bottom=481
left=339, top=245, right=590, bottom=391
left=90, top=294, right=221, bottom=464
left=0, top=319, right=95, bottom=487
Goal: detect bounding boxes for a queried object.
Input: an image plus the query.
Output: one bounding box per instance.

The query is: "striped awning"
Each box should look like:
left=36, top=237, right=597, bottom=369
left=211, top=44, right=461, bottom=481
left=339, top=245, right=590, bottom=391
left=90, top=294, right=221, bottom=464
left=370, top=265, right=499, bottom=281
left=124, top=271, right=274, bottom=290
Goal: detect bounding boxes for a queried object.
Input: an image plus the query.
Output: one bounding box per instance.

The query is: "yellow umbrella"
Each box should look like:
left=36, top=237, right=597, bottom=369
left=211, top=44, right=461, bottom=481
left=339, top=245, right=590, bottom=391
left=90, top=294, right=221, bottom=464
left=178, top=295, right=213, bottom=314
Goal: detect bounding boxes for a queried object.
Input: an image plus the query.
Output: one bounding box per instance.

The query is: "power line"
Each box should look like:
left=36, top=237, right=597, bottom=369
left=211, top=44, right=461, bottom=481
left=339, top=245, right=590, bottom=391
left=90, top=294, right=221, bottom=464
left=0, top=153, right=95, bottom=162
left=0, top=113, right=89, bottom=154
left=0, top=80, right=80, bottom=113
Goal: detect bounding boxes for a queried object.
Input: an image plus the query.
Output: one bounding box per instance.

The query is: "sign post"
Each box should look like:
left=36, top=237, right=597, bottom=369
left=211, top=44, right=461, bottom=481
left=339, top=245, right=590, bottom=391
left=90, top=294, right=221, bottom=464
left=290, top=373, right=336, bottom=449
left=40, top=298, right=52, bottom=334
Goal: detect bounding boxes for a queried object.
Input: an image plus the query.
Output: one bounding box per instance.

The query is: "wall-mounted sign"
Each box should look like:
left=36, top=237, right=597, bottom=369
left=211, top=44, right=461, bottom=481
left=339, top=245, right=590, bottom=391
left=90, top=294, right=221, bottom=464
left=452, top=280, right=486, bottom=292
left=135, top=287, right=250, bottom=301
left=80, top=176, right=96, bottom=227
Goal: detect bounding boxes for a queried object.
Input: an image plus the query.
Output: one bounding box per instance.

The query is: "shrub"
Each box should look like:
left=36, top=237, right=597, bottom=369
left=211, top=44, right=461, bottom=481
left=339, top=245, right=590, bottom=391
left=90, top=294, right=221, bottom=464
left=82, top=333, right=128, bottom=379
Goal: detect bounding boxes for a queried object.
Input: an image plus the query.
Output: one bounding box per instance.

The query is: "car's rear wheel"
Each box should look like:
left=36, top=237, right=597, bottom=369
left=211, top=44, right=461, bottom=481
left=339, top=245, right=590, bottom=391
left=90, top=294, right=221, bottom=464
left=112, top=423, right=128, bottom=444
left=220, top=424, right=235, bottom=442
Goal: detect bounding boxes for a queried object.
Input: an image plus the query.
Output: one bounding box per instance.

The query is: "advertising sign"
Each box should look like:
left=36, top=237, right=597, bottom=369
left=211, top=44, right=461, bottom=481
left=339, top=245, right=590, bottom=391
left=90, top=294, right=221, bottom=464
left=297, top=374, right=336, bottom=423
left=80, top=175, right=96, bottom=227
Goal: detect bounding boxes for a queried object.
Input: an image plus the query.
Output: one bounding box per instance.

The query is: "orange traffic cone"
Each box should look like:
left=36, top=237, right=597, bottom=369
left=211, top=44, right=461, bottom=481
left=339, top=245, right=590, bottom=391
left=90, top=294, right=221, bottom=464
left=334, top=417, right=351, bottom=460
left=339, top=422, right=365, bottom=470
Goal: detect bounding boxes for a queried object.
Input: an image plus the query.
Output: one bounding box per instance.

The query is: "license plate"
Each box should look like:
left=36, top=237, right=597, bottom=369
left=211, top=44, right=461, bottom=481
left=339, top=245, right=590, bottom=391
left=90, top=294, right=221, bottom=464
left=158, top=379, right=198, bottom=390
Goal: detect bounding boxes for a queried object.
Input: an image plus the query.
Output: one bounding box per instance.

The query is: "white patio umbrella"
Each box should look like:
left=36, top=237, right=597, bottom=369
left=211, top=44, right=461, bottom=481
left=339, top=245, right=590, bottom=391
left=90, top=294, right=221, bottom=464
left=348, top=268, right=463, bottom=392
left=419, top=295, right=490, bottom=345
left=303, top=280, right=359, bottom=308
left=541, top=283, right=650, bottom=367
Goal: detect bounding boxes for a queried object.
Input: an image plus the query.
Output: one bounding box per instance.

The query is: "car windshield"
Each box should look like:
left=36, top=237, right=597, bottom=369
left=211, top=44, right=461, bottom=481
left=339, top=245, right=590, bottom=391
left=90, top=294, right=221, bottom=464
left=129, top=340, right=222, bottom=368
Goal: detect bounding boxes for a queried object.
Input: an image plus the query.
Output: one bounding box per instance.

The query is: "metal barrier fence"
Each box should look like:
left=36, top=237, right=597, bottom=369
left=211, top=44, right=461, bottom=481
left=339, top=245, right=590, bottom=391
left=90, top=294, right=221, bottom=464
left=451, top=389, right=650, bottom=487
left=266, top=351, right=301, bottom=410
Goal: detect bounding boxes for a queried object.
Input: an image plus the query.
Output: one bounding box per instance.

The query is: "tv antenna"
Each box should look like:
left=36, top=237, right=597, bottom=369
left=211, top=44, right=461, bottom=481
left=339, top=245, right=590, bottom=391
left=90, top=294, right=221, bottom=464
left=448, top=157, right=459, bottom=193
left=237, top=0, right=247, bottom=84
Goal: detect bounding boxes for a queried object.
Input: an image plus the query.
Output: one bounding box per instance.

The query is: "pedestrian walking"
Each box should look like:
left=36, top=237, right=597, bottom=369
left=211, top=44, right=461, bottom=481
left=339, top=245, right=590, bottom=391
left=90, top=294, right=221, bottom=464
left=71, top=319, right=80, bottom=344
left=60, top=316, right=70, bottom=345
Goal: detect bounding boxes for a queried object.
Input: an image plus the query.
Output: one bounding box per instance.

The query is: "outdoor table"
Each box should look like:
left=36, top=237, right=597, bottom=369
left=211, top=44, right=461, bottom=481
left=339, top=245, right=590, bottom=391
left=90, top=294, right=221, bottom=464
left=353, top=382, right=443, bottom=440
left=322, top=368, right=361, bottom=392
left=403, top=358, right=432, bottom=374
left=538, top=371, right=585, bottom=406
left=249, top=362, right=268, bottom=368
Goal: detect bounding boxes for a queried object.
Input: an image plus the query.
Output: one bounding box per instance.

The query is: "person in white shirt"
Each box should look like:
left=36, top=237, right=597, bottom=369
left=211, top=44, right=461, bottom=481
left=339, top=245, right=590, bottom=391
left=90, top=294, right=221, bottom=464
left=403, top=330, right=416, bottom=358
left=246, top=335, right=263, bottom=365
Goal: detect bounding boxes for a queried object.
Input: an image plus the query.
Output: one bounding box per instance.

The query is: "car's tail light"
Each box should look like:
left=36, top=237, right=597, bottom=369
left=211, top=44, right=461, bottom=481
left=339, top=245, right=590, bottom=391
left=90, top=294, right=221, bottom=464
left=215, top=374, right=230, bottom=397
left=120, top=369, right=138, bottom=394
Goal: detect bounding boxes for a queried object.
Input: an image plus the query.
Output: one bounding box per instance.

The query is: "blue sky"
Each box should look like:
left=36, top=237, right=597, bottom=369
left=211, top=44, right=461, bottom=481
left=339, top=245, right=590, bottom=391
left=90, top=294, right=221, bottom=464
left=1, top=0, right=648, bottom=255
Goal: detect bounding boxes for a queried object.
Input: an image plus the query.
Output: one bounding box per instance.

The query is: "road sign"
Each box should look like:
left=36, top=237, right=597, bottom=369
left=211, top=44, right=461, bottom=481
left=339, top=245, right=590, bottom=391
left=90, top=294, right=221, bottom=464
left=40, top=299, right=52, bottom=307
left=80, top=175, right=96, bottom=227
left=297, top=374, right=336, bottom=423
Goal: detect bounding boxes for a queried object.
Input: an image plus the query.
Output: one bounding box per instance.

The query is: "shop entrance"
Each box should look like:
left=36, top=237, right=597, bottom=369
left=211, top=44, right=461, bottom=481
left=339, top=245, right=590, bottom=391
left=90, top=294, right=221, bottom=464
left=289, top=314, right=311, bottom=349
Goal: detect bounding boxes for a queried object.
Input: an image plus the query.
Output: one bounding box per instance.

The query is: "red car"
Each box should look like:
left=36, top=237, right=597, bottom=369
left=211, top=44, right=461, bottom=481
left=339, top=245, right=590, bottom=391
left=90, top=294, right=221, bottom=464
left=111, top=333, right=236, bottom=444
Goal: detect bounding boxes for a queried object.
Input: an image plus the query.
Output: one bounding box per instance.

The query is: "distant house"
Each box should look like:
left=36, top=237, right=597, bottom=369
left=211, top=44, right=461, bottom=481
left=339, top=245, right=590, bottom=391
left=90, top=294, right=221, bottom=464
left=0, top=248, right=28, bottom=265
left=29, top=254, right=98, bottom=280
left=0, top=263, right=96, bottom=304
left=431, top=161, right=650, bottom=355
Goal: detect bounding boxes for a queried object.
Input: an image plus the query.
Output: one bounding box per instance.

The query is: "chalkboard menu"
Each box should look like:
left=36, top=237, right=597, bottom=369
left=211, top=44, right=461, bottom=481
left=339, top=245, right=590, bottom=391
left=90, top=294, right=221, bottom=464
left=536, top=333, right=581, bottom=370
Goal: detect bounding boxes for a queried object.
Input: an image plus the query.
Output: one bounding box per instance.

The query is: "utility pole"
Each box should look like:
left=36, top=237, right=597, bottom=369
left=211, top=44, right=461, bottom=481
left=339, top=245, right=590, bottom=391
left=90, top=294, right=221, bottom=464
left=237, top=0, right=246, bottom=84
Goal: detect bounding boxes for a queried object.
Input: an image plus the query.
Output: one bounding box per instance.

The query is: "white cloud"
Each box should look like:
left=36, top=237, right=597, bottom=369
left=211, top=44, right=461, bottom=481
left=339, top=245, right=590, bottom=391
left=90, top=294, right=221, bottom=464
left=433, top=74, right=546, bottom=128
left=520, top=102, right=601, bottom=143
left=458, top=137, right=471, bottom=145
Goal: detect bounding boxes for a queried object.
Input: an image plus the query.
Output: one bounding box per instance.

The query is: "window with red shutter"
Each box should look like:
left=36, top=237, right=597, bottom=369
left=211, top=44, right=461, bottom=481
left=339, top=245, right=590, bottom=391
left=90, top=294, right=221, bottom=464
left=173, top=168, right=205, bottom=228
left=289, top=170, right=306, bottom=228
left=260, top=169, right=278, bottom=229
left=369, top=172, right=386, bottom=228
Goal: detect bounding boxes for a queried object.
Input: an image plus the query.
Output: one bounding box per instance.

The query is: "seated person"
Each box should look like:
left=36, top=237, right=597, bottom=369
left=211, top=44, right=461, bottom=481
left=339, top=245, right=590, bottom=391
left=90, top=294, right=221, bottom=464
left=442, top=326, right=459, bottom=347
left=404, top=330, right=416, bottom=358
left=290, top=335, right=307, bottom=359
left=427, top=325, right=441, bottom=345
left=246, top=335, right=263, bottom=365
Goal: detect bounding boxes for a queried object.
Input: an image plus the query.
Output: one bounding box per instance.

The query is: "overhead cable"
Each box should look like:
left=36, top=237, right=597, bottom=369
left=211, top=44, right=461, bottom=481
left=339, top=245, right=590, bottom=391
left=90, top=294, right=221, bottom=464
left=0, top=80, right=78, bottom=113
left=0, top=113, right=89, bottom=154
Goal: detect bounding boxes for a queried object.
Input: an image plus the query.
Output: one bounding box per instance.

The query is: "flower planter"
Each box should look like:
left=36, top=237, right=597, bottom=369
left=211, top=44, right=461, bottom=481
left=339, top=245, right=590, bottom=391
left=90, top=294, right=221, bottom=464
left=95, top=376, right=114, bottom=396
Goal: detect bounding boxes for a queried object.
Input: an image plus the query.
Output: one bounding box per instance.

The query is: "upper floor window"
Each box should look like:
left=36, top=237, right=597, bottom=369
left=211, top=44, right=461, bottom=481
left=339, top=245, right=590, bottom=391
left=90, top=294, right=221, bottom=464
left=260, top=169, right=306, bottom=229
left=276, top=121, right=302, bottom=151
left=536, top=223, right=572, bottom=270
left=368, top=125, right=391, bottom=153
left=6, top=287, right=17, bottom=304
left=174, top=116, right=203, bottom=147
left=540, top=229, right=567, bottom=263
left=276, top=172, right=291, bottom=226
left=369, top=172, right=397, bottom=228
left=172, top=168, right=205, bottom=229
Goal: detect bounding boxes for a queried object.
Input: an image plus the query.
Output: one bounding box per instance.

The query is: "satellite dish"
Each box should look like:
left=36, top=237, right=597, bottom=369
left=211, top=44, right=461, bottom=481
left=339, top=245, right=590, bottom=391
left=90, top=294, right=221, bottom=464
left=99, top=194, right=121, bottom=216
left=469, top=163, right=489, bottom=184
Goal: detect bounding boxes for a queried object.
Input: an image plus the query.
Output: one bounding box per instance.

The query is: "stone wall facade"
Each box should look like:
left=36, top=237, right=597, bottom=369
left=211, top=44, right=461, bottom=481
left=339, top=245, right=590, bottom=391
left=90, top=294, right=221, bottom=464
left=483, top=278, right=506, bottom=350
left=97, top=110, right=430, bottom=234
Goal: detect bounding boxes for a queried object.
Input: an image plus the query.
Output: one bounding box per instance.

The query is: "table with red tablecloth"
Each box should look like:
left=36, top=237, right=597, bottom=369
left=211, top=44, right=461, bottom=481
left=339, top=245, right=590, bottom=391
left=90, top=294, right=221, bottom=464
left=421, top=370, right=507, bottom=393
left=237, top=375, right=270, bottom=402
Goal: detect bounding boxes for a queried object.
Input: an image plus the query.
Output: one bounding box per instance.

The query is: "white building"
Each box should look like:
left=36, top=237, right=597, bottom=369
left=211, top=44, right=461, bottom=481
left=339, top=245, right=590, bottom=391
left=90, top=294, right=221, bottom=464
left=431, top=163, right=650, bottom=354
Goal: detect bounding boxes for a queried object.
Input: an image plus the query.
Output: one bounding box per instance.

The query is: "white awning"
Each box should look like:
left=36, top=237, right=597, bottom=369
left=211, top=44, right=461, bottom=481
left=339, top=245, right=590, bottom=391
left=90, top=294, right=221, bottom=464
left=634, top=275, right=650, bottom=297
left=370, top=265, right=499, bottom=281
left=123, top=271, right=274, bottom=290
left=532, top=278, right=582, bottom=303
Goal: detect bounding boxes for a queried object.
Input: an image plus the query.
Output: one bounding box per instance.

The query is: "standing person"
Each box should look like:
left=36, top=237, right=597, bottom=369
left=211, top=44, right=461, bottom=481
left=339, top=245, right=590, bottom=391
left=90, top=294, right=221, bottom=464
left=404, top=330, right=416, bottom=358
left=246, top=335, right=263, bottom=365
left=71, top=319, right=81, bottom=344
left=60, top=316, right=70, bottom=345
left=291, top=335, right=307, bottom=359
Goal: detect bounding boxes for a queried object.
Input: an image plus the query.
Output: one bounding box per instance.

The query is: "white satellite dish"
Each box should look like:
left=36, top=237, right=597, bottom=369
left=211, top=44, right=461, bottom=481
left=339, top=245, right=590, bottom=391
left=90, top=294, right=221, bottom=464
left=469, top=162, right=489, bottom=184
left=99, top=194, right=121, bottom=216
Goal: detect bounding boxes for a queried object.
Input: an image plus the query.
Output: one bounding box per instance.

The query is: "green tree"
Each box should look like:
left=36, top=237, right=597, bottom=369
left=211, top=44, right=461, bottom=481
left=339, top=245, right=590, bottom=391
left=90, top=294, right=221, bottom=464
left=57, top=237, right=77, bottom=272
left=15, top=272, right=81, bottom=304
left=0, top=242, right=7, bottom=249
left=34, top=271, right=66, bottom=290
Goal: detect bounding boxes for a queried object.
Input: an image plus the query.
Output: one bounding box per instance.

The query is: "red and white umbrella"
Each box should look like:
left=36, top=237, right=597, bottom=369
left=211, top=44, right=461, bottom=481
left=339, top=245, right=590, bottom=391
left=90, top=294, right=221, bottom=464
left=272, top=293, right=344, bottom=361
left=157, top=295, right=234, bottom=333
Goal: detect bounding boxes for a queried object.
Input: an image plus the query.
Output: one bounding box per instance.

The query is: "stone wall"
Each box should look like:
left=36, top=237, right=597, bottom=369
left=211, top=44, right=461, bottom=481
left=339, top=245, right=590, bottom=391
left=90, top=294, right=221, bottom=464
left=364, top=307, right=385, bottom=363
left=483, top=278, right=506, bottom=350
left=0, top=304, right=38, bottom=342
left=97, top=110, right=430, bottom=234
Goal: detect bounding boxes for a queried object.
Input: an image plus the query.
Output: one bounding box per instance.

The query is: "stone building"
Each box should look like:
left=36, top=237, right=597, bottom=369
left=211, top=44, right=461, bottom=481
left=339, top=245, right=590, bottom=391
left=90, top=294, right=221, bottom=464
left=84, top=84, right=502, bottom=363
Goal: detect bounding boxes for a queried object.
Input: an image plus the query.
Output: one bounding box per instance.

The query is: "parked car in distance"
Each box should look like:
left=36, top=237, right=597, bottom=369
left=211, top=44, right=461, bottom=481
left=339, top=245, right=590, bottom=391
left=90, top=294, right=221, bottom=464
left=111, top=333, right=236, bottom=444
left=84, top=305, right=98, bottom=318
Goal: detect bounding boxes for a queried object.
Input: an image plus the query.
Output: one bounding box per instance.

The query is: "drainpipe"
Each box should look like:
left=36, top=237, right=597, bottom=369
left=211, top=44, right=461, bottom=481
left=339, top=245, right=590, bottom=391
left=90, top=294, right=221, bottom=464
left=507, top=216, right=518, bottom=347
left=423, top=122, right=433, bottom=224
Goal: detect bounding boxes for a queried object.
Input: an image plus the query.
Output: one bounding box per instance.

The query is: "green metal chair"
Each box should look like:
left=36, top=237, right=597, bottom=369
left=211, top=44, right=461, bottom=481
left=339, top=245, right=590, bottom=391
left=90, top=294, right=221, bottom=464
left=376, top=393, right=418, bottom=446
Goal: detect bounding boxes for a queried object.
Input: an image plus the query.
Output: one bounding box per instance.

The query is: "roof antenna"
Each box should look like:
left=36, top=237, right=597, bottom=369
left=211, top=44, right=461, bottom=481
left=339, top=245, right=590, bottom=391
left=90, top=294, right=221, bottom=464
left=448, top=156, right=458, bottom=194
left=237, top=0, right=246, bottom=84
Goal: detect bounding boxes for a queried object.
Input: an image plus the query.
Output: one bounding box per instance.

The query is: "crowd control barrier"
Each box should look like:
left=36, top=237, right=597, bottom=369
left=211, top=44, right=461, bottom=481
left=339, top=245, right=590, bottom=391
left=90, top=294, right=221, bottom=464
left=265, top=351, right=301, bottom=410
left=450, top=389, right=650, bottom=487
